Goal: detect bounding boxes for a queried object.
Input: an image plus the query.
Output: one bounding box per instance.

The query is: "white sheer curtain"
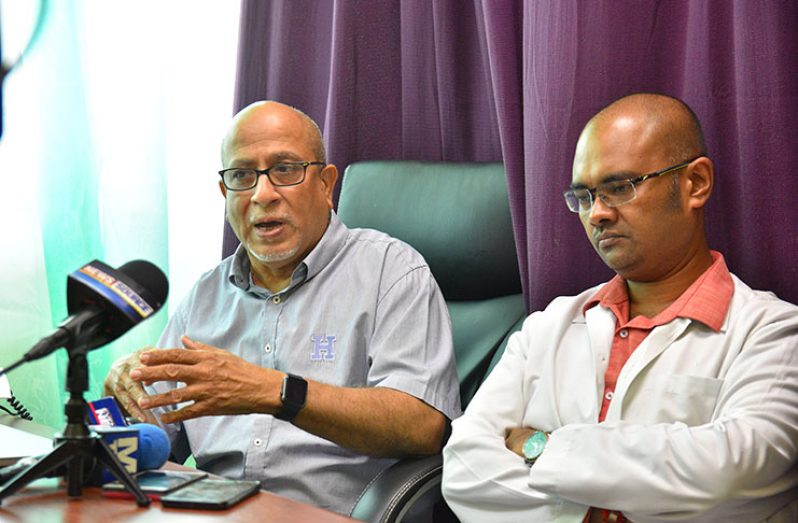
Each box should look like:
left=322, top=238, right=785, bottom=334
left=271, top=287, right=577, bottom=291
left=0, top=1, right=238, bottom=428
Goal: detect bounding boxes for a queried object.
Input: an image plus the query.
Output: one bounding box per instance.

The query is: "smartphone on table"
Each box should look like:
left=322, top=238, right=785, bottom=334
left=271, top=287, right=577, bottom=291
left=102, top=470, right=208, bottom=499
left=160, top=478, right=261, bottom=510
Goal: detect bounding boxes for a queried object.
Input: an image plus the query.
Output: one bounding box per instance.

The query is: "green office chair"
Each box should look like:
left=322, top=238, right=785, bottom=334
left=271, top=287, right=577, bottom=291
left=338, top=161, right=526, bottom=523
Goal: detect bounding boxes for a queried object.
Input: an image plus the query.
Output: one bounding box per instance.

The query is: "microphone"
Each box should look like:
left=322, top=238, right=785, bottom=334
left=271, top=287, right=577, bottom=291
left=133, top=423, right=171, bottom=471
left=87, top=396, right=170, bottom=478
left=0, top=423, right=171, bottom=485
left=95, top=423, right=171, bottom=483
left=1, top=260, right=168, bottom=375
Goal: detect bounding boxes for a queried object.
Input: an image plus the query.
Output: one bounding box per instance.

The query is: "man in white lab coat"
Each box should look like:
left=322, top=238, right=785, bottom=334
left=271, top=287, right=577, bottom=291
left=442, top=93, right=798, bottom=522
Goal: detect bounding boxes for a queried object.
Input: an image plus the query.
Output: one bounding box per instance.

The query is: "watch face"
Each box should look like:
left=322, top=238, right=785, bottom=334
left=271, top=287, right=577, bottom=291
left=282, top=375, right=308, bottom=407
left=522, top=431, right=547, bottom=460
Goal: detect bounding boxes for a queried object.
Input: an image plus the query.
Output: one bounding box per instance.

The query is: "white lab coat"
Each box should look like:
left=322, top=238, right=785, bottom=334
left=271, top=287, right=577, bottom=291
left=443, top=274, right=798, bottom=522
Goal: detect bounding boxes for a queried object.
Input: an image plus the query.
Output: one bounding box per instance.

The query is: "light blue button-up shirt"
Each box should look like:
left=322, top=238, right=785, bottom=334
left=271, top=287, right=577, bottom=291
left=147, top=211, right=460, bottom=515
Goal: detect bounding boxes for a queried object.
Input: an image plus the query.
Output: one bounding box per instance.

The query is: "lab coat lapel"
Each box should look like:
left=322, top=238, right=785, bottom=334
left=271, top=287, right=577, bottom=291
left=606, top=318, right=692, bottom=421
left=584, top=306, right=617, bottom=416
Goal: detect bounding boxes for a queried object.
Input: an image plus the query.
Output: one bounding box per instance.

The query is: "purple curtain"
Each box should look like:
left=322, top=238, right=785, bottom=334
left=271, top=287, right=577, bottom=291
left=229, top=0, right=798, bottom=311
left=224, top=0, right=501, bottom=257
left=235, top=1, right=500, bottom=162
left=481, top=0, right=798, bottom=311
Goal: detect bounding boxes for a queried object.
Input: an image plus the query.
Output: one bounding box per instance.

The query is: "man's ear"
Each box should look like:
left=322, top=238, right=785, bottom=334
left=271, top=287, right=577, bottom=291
left=320, top=164, right=339, bottom=208
left=219, top=180, right=227, bottom=198
left=686, top=156, right=713, bottom=209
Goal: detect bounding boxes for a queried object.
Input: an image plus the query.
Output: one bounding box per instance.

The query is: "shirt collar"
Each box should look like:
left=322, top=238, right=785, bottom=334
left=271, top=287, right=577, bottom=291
left=301, top=210, right=347, bottom=281
left=583, top=251, right=733, bottom=332
left=227, top=210, right=347, bottom=294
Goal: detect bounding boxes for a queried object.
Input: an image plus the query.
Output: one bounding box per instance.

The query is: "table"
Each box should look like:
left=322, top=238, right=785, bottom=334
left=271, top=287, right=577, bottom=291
left=0, top=415, right=359, bottom=522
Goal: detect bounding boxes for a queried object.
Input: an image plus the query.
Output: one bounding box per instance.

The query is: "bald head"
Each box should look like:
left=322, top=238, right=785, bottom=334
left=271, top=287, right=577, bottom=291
left=586, top=93, right=706, bottom=164
left=571, top=93, right=715, bottom=283
left=221, top=101, right=326, bottom=167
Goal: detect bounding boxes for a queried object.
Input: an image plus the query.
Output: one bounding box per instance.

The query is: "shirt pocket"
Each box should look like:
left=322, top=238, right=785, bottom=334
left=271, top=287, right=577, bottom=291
left=659, top=374, right=724, bottom=425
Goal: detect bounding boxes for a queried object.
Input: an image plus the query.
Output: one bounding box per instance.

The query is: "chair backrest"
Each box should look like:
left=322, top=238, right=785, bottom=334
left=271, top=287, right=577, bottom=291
left=341, top=161, right=525, bottom=523
left=337, top=160, right=525, bottom=407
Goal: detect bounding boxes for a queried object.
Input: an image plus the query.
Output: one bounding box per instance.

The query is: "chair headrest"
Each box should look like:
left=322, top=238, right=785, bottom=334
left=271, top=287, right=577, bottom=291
left=338, top=161, right=522, bottom=300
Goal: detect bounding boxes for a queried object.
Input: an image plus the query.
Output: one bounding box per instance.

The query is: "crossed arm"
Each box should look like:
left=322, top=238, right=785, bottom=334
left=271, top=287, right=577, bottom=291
left=442, top=304, right=798, bottom=522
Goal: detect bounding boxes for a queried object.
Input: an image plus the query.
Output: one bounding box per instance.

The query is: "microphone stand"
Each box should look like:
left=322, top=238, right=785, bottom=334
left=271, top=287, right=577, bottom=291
left=0, top=331, right=150, bottom=507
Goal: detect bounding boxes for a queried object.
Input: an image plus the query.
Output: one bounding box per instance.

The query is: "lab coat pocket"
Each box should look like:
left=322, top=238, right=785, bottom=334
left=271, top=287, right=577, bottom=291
left=662, top=374, right=724, bottom=425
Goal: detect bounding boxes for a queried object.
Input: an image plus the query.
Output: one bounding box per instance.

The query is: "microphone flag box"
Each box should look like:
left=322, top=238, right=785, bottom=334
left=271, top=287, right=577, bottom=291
left=88, top=396, right=128, bottom=427
left=87, top=396, right=137, bottom=483
left=92, top=425, right=140, bottom=484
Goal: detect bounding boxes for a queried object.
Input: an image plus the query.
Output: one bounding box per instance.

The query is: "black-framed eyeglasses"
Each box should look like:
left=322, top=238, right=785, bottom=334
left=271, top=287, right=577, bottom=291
left=219, top=161, right=326, bottom=191
left=563, top=155, right=703, bottom=213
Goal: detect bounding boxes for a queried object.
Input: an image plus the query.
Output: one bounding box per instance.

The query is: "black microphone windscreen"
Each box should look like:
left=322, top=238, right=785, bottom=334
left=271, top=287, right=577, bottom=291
left=117, top=260, right=169, bottom=310
left=6, top=259, right=170, bottom=369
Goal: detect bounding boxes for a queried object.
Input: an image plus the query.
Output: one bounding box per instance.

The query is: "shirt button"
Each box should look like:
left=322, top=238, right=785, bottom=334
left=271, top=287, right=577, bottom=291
left=619, top=329, right=629, bottom=338
left=272, top=296, right=281, bottom=304
left=264, top=344, right=272, bottom=353
left=253, top=438, right=262, bottom=447
left=605, top=391, right=614, bottom=401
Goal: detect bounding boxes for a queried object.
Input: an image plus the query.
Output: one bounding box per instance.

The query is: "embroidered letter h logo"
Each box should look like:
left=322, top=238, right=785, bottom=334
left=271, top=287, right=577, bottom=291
left=310, top=334, right=336, bottom=361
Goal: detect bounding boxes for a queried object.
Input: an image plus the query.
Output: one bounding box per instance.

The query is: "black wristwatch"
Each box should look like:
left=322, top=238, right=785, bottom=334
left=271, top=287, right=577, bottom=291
left=275, top=373, right=308, bottom=422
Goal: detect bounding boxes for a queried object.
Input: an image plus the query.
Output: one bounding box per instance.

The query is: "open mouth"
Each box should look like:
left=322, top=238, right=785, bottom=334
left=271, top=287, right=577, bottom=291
left=255, top=220, right=284, bottom=231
